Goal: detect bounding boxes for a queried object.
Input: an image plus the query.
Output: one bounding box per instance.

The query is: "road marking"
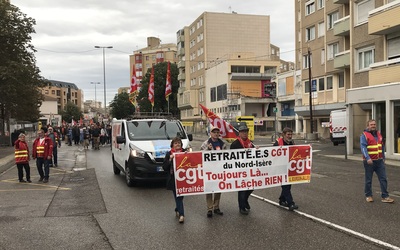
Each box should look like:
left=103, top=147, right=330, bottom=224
left=251, top=194, right=400, bottom=250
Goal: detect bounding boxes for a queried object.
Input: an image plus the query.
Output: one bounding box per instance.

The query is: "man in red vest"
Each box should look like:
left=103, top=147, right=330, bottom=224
left=14, top=133, right=31, bottom=183
left=360, top=119, right=394, bottom=203
left=32, top=129, right=53, bottom=183
left=273, top=127, right=299, bottom=211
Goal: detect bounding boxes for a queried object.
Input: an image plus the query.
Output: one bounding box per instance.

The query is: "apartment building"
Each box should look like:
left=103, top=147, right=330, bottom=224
left=41, top=80, right=84, bottom=114
left=129, top=37, right=178, bottom=91
left=295, top=0, right=400, bottom=159
left=176, top=12, right=282, bottom=133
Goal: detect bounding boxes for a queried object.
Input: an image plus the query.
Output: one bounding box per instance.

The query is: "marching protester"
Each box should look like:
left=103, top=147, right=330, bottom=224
left=47, top=127, right=61, bottom=167
left=163, top=137, right=186, bottom=223
left=200, top=125, right=226, bottom=218
left=360, top=119, right=394, bottom=203
left=230, top=126, right=256, bottom=215
left=273, top=127, right=299, bottom=211
left=14, top=133, right=31, bottom=183
left=32, top=129, right=53, bottom=183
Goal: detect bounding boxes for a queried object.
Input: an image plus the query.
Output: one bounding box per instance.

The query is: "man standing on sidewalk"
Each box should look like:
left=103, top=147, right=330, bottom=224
left=47, top=127, right=61, bottom=167
left=360, top=119, right=394, bottom=203
left=200, top=126, right=226, bottom=218
left=32, top=129, right=53, bottom=183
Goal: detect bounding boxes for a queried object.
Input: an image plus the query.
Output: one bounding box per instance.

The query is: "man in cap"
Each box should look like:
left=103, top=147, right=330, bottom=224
left=201, top=125, right=226, bottom=217
left=230, top=125, right=256, bottom=215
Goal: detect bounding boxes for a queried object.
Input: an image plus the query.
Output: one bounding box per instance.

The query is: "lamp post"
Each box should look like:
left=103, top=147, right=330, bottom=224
left=90, top=82, right=100, bottom=108
left=94, top=46, right=113, bottom=113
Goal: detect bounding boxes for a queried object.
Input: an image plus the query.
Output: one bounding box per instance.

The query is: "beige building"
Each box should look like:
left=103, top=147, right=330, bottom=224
left=41, top=80, right=84, bottom=114
left=129, top=37, right=178, bottom=92
left=295, top=0, right=400, bottom=159
left=176, top=12, right=283, bottom=133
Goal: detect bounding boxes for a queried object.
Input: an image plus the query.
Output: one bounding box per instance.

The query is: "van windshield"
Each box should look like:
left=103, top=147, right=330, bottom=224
left=126, top=120, right=187, bottom=140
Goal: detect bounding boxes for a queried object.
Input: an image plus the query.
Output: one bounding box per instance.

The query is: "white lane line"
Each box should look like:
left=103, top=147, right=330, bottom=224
left=251, top=194, right=400, bottom=250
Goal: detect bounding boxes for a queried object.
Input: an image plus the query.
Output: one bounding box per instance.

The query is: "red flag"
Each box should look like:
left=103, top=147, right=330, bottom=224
left=165, top=61, right=172, bottom=101
left=148, top=66, right=155, bottom=106
left=199, top=104, right=237, bottom=140
left=129, top=64, right=138, bottom=107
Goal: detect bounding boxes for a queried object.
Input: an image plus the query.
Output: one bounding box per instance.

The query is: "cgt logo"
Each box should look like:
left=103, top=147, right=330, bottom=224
left=175, top=152, right=204, bottom=185
left=288, top=146, right=311, bottom=176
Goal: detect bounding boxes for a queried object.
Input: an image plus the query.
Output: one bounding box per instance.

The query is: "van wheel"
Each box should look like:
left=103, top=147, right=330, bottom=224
left=125, top=165, right=136, bottom=187
left=112, top=155, right=120, bottom=175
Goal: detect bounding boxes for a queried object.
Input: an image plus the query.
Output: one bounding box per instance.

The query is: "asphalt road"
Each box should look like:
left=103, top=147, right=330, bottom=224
left=0, top=139, right=399, bottom=250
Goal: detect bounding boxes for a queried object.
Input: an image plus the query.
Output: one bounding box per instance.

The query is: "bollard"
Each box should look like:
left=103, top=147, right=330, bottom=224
left=344, top=136, right=347, bottom=160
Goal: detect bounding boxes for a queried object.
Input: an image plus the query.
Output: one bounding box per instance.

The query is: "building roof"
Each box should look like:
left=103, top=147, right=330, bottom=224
left=46, top=80, right=79, bottom=90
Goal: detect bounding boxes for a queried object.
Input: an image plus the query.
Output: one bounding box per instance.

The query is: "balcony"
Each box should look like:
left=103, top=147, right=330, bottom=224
left=334, top=16, right=350, bottom=36
left=369, top=1, right=400, bottom=35
left=178, top=60, right=185, bottom=68
left=230, top=72, right=274, bottom=80
left=369, top=58, right=400, bottom=86
left=178, top=73, right=186, bottom=81
left=334, top=50, right=350, bottom=69
left=178, top=86, right=186, bottom=94
left=177, top=48, right=185, bottom=56
left=333, top=0, right=349, bottom=4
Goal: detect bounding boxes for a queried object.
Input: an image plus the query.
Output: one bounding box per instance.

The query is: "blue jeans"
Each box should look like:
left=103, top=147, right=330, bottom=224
left=36, top=157, right=50, bottom=179
left=173, top=190, right=184, bottom=216
left=363, top=159, right=389, bottom=198
left=279, top=185, right=294, bottom=205
left=238, top=190, right=253, bottom=210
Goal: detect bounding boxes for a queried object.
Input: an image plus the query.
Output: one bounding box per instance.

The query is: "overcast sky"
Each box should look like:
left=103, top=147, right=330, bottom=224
left=12, top=0, right=295, bottom=106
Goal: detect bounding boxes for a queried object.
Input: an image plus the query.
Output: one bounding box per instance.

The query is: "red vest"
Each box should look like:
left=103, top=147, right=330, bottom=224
left=362, top=131, right=383, bottom=160
left=14, top=140, right=29, bottom=164
left=32, top=137, right=53, bottom=159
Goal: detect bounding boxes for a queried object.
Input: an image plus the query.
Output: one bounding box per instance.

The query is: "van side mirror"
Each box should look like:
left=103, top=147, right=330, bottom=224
left=116, top=136, right=126, bottom=144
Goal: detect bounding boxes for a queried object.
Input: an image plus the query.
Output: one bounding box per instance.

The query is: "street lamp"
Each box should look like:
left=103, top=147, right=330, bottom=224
left=94, top=45, right=113, bottom=113
left=90, top=82, right=100, bottom=108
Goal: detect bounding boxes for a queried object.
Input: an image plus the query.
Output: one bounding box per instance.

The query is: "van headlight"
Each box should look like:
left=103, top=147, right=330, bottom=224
left=130, top=146, right=146, bottom=158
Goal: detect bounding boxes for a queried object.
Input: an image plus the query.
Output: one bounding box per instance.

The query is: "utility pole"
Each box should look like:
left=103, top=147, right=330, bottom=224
left=308, top=48, right=314, bottom=133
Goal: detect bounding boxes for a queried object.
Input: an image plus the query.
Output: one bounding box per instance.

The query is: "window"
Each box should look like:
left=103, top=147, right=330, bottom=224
left=319, top=78, right=325, bottom=91
left=327, top=11, right=339, bottom=30
left=318, top=22, right=325, bottom=37
left=357, top=46, right=375, bottom=71
left=321, top=49, right=325, bottom=64
left=217, top=84, right=227, bottom=101
left=387, top=32, right=400, bottom=60
left=306, top=1, right=315, bottom=15
left=210, top=87, right=216, bottom=102
left=327, top=76, right=333, bottom=90
left=356, top=0, right=374, bottom=25
left=305, top=81, right=310, bottom=93
left=306, top=26, right=315, bottom=41
left=318, top=0, right=325, bottom=9
left=231, top=66, right=260, bottom=73
left=303, top=54, right=312, bottom=69
left=327, top=43, right=339, bottom=60
left=338, top=72, right=344, bottom=88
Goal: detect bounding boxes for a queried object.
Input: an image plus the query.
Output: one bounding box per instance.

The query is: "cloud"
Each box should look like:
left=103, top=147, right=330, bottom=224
left=12, top=0, right=295, bottom=105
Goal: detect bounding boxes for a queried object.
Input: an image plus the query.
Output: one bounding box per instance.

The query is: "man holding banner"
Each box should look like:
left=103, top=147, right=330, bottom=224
left=201, top=126, right=226, bottom=218
left=230, top=126, right=256, bottom=215
left=273, top=127, right=299, bottom=211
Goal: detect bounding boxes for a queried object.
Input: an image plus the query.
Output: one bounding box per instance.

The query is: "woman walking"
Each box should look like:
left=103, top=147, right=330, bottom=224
left=163, top=137, right=186, bottom=223
left=14, top=133, right=31, bottom=183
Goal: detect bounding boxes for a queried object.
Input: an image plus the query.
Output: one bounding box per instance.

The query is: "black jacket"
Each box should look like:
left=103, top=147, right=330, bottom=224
left=162, top=149, right=186, bottom=190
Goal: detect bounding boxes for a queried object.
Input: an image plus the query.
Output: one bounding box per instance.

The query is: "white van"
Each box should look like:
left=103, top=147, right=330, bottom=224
left=330, top=109, right=347, bottom=146
left=111, top=118, right=192, bottom=186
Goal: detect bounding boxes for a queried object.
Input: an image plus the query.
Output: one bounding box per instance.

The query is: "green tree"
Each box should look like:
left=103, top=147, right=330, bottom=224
left=0, top=2, right=45, bottom=130
left=60, top=102, right=83, bottom=124
left=109, top=92, right=135, bottom=119
left=137, top=62, right=180, bottom=117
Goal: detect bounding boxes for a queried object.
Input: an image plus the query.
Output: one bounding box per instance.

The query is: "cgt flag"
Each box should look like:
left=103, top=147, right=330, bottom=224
left=199, top=104, right=237, bottom=140
left=129, top=64, right=138, bottom=107
left=165, top=61, right=172, bottom=101
left=148, top=66, right=155, bottom=106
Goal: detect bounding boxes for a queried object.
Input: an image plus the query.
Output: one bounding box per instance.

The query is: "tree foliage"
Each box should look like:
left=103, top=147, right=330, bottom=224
left=109, top=92, right=135, bottom=119
left=0, top=2, right=45, bottom=125
left=137, top=62, right=180, bottom=117
left=60, top=102, right=83, bottom=123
